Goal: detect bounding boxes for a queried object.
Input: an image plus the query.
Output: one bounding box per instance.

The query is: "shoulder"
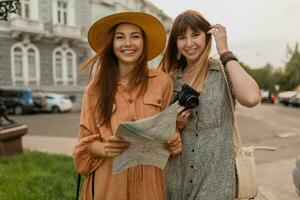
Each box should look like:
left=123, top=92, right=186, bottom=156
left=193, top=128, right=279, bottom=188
left=147, top=68, right=173, bottom=91
left=208, top=58, right=222, bottom=71
left=149, top=67, right=168, bottom=77
left=148, top=68, right=172, bottom=83
left=169, top=68, right=180, bottom=82
left=84, top=78, right=97, bottom=97
left=80, top=79, right=98, bottom=109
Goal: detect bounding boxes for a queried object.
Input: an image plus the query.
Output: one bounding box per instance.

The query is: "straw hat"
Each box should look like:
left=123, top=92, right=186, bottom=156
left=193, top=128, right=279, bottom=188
left=88, top=12, right=166, bottom=61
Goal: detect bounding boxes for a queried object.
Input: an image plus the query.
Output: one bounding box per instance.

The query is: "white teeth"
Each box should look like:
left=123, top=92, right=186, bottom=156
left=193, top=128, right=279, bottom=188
left=122, top=50, right=135, bottom=53
left=186, top=49, right=197, bottom=54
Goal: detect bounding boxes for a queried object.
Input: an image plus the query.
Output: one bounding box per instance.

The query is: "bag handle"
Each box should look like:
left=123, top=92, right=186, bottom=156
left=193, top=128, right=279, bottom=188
left=219, top=64, right=243, bottom=149
left=219, top=63, right=275, bottom=152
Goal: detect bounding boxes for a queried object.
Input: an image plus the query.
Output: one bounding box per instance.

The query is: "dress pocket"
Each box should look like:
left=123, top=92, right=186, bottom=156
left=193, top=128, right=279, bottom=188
left=195, top=94, right=225, bottom=131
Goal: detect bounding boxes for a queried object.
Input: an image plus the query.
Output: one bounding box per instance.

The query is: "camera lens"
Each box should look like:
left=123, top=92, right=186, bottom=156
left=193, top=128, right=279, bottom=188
left=174, top=84, right=200, bottom=109
left=186, top=95, right=199, bottom=109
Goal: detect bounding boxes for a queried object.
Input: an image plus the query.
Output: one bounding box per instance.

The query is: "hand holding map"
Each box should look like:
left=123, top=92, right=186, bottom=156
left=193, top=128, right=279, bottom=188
left=112, top=102, right=179, bottom=174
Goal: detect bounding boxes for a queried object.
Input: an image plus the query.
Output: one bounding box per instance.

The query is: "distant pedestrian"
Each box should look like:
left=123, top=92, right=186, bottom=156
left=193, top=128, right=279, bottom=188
left=73, top=12, right=181, bottom=200
left=159, top=10, right=260, bottom=199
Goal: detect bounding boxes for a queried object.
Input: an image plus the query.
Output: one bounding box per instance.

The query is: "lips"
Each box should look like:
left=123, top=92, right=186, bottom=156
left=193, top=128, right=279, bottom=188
left=185, top=48, right=198, bottom=55
left=121, top=49, right=136, bottom=55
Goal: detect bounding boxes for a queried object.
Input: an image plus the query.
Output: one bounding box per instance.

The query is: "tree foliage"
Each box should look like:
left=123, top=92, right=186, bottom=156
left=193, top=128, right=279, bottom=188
left=284, top=43, right=300, bottom=90
left=240, top=43, right=300, bottom=93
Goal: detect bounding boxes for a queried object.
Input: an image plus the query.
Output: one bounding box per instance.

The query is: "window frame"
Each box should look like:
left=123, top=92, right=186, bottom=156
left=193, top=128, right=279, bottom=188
left=11, top=43, right=40, bottom=86
left=52, top=47, right=77, bottom=86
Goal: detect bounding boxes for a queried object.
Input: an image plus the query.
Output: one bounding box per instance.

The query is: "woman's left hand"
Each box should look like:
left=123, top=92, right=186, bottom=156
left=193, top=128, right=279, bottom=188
left=165, top=132, right=182, bottom=156
left=207, top=24, right=229, bottom=55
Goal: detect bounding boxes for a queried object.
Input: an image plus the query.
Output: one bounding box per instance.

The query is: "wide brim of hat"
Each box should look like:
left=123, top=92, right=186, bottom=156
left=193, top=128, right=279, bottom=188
left=88, top=12, right=166, bottom=61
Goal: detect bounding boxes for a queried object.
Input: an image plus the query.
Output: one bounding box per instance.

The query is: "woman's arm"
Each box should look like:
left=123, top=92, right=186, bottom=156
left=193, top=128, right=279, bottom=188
left=73, top=89, right=104, bottom=176
left=226, top=61, right=260, bottom=107
left=208, top=24, right=260, bottom=107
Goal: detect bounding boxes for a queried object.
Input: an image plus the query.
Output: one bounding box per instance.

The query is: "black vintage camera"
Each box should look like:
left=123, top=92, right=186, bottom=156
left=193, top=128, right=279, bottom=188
left=172, top=84, right=200, bottom=109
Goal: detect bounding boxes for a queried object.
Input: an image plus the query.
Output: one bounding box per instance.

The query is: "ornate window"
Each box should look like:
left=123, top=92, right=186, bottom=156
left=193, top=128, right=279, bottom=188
left=53, top=47, right=77, bottom=86
left=11, top=43, right=40, bottom=86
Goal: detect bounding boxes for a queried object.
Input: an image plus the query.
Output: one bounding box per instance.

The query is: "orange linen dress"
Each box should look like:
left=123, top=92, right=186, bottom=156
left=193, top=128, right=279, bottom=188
left=73, top=68, right=173, bottom=200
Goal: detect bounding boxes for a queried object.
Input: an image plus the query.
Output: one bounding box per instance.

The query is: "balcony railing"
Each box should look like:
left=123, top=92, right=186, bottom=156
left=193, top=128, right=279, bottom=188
left=52, top=24, right=82, bottom=40
left=10, top=17, right=46, bottom=37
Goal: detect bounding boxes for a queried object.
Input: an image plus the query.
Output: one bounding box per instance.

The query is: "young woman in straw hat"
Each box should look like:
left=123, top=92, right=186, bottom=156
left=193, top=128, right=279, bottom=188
left=159, top=10, right=260, bottom=199
left=73, top=12, right=182, bottom=200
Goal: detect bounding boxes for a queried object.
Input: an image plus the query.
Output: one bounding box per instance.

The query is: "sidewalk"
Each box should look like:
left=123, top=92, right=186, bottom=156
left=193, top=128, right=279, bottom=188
left=22, top=135, right=299, bottom=200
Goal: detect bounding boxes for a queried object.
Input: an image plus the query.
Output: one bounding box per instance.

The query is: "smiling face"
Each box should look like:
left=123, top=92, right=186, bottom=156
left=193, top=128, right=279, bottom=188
left=176, top=26, right=207, bottom=66
left=113, top=23, right=144, bottom=67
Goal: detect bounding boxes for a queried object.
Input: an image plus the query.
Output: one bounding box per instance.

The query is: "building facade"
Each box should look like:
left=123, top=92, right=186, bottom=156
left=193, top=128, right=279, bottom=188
left=0, top=0, right=172, bottom=107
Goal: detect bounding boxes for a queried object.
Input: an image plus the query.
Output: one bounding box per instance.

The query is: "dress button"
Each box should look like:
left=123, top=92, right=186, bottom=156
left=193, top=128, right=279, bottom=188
left=189, top=180, right=193, bottom=183
left=128, top=99, right=133, bottom=104
left=190, top=165, right=194, bottom=168
left=157, top=99, right=162, bottom=104
left=196, top=111, right=198, bottom=115
left=195, top=133, right=198, bottom=137
left=192, top=149, right=194, bottom=152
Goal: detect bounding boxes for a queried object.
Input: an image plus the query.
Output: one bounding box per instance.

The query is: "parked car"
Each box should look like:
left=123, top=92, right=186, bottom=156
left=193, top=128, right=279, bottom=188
left=0, top=88, right=46, bottom=115
left=277, top=91, right=297, bottom=106
left=293, top=155, right=300, bottom=197
left=289, top=94, right=300, bottom=107
left=44, top=92, right=72, bottom=113
left=260, top=90, right=275, bottom=104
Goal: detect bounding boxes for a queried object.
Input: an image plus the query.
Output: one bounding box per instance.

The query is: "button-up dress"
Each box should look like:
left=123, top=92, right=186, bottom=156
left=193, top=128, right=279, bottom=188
left=73, top=68, right=173, bottom=200
left=166, top=59, right=236, bottom=200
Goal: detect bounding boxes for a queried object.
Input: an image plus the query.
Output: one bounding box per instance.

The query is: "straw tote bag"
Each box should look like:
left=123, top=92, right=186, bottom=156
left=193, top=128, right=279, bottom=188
left=220, top=65, right=275, bottom=199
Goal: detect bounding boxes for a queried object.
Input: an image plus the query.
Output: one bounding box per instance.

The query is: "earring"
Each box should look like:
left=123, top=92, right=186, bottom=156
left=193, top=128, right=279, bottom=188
left=176, top=52, right=181, bottom=60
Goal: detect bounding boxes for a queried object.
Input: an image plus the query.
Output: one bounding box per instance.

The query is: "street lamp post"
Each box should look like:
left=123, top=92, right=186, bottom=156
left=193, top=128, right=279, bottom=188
left=0, top=0, right=20, bottom=21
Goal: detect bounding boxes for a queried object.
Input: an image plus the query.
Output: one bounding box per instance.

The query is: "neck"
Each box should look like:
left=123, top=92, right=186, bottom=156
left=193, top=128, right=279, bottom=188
left=185, top=62, right=197, bottom=71
left=186, top=56, right=201, bottom=69
left=118, top=62, right=135, bottom=84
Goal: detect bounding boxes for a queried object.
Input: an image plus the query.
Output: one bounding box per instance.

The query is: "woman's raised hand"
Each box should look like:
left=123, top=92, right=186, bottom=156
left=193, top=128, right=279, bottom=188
left=207, top=24, right=229, bottom=55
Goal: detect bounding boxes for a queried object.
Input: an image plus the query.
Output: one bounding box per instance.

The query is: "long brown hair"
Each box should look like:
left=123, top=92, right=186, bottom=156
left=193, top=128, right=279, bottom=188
left=159, top=10, right=212, bottom=91
left=80, top=23, right=149, bottom=125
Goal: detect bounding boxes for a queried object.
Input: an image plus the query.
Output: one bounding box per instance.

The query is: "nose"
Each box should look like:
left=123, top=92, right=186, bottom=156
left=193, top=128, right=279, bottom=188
left=186, top=36, right=193, bottom=47
left=124, top=36, right=132, bottom=47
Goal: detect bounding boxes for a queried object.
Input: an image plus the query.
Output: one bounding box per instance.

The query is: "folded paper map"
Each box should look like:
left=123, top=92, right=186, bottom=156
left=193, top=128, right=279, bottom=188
left=112, top=102, right=179, bottom=174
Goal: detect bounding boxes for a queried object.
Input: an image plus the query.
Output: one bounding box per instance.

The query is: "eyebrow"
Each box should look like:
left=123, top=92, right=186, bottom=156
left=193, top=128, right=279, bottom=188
left=114, top=32, right=142, bottom=35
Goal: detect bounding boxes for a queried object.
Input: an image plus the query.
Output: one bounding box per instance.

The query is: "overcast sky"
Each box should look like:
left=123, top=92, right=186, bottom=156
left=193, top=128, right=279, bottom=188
left=148, top=0, right=300, bottom=68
